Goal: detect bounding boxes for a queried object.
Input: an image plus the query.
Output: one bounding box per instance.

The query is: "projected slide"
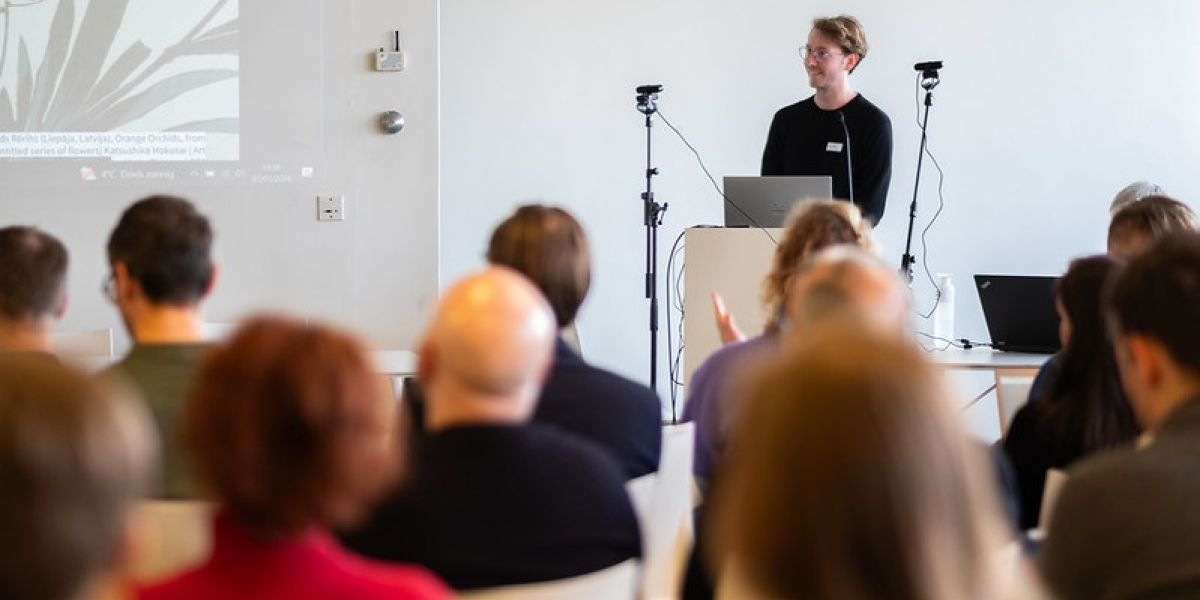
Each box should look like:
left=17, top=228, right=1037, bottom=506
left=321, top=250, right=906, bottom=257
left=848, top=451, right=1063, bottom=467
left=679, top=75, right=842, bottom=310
left=0, top=0, right=323, bottom=186
left=0, top=0, right=238, bottom=161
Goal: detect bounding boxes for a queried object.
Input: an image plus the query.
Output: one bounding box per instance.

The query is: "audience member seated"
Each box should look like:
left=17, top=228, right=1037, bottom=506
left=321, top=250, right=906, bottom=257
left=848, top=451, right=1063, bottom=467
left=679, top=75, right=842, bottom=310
left=710, top=324, right=1038, bottom=600
left=1042, top=233, right=1200, bottom=599
left=681, top=246, right=913, bottom=600
left=103, top=195, right=216, bottom=499
left=0, top=355, right=154, bottom=600
left=1029, top=194, right=1197, bottom=415
left=683, top=199, right=875, bottom=480
left=0, top=226, right=68, bottom=355
left=138, top=316, right=449, bottom=600
left=1106, top=194, right=1197, bottom=260
left=341, top=267, right=641, bottom=590
left=487, top=204, right=661, bottom=479
left=1109, top=180, right=1166, bottom=215
left=1003, top=256, right=1137, bottom=530
left=783, top=245, right=909, bottom=338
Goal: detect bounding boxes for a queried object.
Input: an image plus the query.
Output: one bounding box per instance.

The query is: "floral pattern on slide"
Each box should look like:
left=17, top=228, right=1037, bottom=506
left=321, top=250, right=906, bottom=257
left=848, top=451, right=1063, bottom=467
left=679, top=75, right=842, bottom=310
left=0, top=0, right=237, bottom=132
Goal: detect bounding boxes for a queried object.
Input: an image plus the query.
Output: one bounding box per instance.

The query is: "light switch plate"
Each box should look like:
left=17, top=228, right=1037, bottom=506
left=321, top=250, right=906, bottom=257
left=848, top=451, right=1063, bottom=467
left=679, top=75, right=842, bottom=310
left=317, top=195, right=345, bottom=221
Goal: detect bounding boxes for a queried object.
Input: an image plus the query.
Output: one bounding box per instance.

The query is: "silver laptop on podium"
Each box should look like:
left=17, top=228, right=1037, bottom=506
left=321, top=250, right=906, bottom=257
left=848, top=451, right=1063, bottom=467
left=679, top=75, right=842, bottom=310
left=722, top=176, right=833, bottom=227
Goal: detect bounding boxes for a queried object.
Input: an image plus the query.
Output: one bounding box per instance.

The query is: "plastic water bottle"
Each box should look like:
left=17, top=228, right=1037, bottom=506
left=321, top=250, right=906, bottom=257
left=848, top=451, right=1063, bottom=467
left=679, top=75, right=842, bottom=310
left=932, top=274, right=955, bottom=343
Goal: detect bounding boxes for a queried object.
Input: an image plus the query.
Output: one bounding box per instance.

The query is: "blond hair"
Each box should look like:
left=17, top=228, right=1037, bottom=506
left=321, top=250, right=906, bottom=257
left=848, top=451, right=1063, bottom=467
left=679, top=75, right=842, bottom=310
left=714, top=323, right=1008, bottom=600
left=812, top=15, right=869, bottom=72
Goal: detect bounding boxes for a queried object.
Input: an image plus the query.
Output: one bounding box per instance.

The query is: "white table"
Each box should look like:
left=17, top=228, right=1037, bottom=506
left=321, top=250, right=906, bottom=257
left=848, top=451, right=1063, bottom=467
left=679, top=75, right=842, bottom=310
left=67, top=349, right=419, bottom=377
left=371, top=350, right=418, bottom=377
left=925, top=347, right=1052, bottom=435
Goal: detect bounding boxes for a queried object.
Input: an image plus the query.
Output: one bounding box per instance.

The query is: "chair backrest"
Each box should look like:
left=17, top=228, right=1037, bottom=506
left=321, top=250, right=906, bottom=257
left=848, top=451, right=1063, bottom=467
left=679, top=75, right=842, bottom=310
left=625, top=471, right=657, bottom=533
left=199, top=321, right=238, bottom=341
left=640, top=422, right=696, bottom=600
left=457, top=559, right=639, bottom=600
left=49, top=328, right=114, bottom=358
left=128, top=500, right=214, bottom=583
left=996, top=371, right=1038, bottom=435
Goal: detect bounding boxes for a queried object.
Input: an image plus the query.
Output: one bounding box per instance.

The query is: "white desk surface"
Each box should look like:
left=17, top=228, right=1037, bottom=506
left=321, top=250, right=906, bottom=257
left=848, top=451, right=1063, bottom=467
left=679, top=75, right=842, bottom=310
left=924, top=347, right=1052, bottom=370
left=66, top=349, right=419, bottom=377
left=371, top=350, right=417, bottom=376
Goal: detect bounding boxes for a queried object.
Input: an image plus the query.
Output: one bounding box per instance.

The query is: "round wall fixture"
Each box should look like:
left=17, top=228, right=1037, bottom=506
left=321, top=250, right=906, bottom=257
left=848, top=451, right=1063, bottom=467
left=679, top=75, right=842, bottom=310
left=379, top=111, right=405, bottom=134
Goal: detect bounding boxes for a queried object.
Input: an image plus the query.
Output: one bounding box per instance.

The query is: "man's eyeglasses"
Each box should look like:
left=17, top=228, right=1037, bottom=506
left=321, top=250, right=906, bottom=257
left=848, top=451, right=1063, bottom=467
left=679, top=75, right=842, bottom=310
left=799, top=46, right=844, bottom=61
left=102, top=273, right=116, bottom=302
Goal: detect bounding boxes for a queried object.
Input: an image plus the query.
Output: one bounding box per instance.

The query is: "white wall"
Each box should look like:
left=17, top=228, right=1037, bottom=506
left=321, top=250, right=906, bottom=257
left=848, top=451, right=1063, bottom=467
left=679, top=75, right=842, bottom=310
left=440, top=0, right=1200, bottom=404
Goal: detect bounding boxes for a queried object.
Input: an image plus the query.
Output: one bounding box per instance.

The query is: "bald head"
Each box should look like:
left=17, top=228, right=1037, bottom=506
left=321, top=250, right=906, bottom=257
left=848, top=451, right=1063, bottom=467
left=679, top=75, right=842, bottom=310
left=786, top=247, right=909, bottom=335
left=420, top=267, right=557, bottom=428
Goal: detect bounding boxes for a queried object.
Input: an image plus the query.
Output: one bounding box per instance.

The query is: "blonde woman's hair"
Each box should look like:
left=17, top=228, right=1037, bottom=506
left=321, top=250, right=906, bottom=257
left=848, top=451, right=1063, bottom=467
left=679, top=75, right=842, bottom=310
left=761, top=199, right=875, bottom=335
left=713, top=323, right=1009, bottom=600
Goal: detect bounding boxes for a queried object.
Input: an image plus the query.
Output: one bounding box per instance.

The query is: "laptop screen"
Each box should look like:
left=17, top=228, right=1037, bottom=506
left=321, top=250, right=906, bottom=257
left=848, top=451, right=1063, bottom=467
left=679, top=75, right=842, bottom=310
left=974, top=274, right=1061, bottom=354
left=722, top=176, right=832, bottom=228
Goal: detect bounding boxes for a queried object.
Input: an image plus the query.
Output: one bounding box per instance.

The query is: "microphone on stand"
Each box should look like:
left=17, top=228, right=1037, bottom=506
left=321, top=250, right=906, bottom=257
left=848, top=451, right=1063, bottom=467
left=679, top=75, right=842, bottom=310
left=836, top=111, right=855, bottom=208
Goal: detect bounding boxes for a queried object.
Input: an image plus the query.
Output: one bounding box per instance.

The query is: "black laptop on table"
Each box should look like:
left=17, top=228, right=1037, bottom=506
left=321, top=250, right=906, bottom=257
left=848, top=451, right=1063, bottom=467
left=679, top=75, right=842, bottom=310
left=974, top=274, right=1062, bottom=354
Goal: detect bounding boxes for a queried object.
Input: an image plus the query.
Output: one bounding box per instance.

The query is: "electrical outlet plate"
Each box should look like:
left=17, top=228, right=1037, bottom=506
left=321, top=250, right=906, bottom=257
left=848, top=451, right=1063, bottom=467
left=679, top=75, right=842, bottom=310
left=317, top=195, right=345, bottom=221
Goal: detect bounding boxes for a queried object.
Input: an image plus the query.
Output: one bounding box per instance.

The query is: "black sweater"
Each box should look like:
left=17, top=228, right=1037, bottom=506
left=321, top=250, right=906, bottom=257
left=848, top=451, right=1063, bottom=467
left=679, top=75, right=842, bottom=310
left=761, top=94, right=893, bottom=224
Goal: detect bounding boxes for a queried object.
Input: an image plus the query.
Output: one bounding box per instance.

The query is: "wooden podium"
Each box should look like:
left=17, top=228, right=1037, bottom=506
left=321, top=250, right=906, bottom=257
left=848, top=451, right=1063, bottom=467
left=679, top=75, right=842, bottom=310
left=681, top=227, right=781, bottom=385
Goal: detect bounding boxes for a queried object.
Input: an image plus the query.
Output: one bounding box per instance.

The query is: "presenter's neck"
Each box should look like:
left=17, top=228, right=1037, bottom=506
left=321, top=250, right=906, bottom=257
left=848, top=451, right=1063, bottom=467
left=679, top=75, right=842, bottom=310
left=813, top=85, right=857, bottom=111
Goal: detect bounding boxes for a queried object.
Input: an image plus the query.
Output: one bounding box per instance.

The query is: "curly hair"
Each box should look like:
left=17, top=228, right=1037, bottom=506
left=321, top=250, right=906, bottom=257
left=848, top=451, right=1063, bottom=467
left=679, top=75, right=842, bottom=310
left=761, top=199, right=875, bottom=335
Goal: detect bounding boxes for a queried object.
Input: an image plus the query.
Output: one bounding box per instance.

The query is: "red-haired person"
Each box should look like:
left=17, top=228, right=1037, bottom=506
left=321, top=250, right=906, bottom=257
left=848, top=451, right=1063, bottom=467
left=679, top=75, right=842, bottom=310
left=138, top=316, right=449, bottom=600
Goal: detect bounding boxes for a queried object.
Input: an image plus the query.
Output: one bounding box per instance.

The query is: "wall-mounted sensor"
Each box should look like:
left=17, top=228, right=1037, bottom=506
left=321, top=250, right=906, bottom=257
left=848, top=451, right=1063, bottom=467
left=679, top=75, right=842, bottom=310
left=375, top=30, right=405, bottom=71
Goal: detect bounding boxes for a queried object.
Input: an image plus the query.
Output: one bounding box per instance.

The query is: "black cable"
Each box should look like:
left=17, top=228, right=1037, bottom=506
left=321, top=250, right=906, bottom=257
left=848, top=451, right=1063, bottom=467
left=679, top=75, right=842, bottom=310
left=655, top=108, right=778, bottom=246
left=913, top=72, right=948, bottom=320
left=916, top=331, right=993, bottom=351
left=664, top=228, right=688, bottom=423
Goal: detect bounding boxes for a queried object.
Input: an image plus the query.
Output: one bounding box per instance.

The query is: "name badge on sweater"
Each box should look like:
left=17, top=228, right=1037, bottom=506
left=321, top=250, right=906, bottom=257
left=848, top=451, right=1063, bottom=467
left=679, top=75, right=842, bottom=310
left=826, top=142, right=844, bottom=153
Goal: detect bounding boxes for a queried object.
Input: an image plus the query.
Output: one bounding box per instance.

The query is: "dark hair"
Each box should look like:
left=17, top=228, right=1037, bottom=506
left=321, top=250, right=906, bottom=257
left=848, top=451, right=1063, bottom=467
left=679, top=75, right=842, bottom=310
left=186, top=315, right=401, bottom=538
left=0, top=356, right=152, bottom=600
left=1040, top=256, right=1138, bottom=452
left=107, top=195, right=214, bottom=304
left=1107, top=195, right=1196, bottom=258
left=0, top=226, right=68, bottom=320
left=1107, top=232, right=1200, bottom=375
left=487, top=204, right=591, bottom=328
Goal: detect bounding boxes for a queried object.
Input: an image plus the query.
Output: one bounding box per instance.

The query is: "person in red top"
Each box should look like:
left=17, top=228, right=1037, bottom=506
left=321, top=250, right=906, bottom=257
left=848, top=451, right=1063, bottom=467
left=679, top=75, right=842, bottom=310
left=138, top=316, right=450, bottom=600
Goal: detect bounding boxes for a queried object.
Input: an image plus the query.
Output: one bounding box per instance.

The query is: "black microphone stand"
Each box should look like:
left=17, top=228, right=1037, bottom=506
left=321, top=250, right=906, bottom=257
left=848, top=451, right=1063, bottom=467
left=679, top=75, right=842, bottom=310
left=900, top=63, right=942, bottom=282
left=636, top=85, right=667, bottom=391
left=836, top=111, right=855, bottom=208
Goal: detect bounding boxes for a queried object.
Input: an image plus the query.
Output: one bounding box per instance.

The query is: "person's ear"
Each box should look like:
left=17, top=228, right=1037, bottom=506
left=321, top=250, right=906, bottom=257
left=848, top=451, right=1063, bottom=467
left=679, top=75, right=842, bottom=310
left=1126, top=333, right=1164, bottom=391
left=113, top=262, right=138, bottom=303
left=845, top=52, right=860, bottom=73
left=202, top=263, right=219, bottom=299
left=53, top=292, right=68, bottom=319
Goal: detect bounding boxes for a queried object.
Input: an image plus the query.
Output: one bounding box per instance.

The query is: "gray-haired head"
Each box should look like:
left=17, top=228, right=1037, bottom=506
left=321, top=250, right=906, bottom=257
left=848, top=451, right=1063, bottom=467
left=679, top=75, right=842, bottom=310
left=1110, top=181, right=1166, bottom=215
left=786, top=246, right=910, bottom=335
